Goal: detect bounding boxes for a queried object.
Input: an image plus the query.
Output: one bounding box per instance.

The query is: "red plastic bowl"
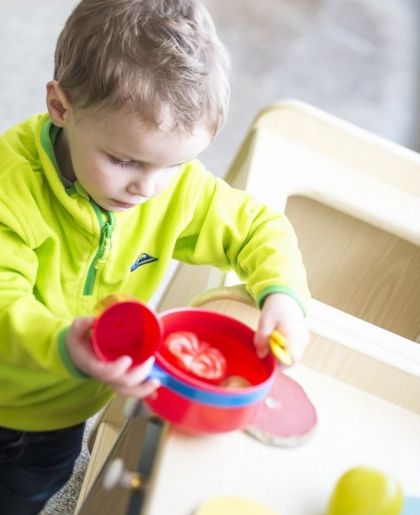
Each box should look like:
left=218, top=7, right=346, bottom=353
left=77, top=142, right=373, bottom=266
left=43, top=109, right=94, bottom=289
left=147, top=308, right=276, bottom=434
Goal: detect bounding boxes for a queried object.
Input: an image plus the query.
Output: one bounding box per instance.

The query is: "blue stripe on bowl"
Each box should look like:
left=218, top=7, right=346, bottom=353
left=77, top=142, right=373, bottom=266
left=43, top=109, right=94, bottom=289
left=150, top=363, right=272, bottom=408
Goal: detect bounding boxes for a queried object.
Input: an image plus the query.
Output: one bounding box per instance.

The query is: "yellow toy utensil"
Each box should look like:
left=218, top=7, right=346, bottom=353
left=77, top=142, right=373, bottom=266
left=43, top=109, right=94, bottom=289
left=269, top=330, right=292, bottom=366
left=93, top=293, right=135, bottom=315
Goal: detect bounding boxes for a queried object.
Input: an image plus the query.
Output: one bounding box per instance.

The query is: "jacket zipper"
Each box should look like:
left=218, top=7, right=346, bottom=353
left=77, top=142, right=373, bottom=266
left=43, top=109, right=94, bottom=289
left=83, top=202, right=115, bottom=295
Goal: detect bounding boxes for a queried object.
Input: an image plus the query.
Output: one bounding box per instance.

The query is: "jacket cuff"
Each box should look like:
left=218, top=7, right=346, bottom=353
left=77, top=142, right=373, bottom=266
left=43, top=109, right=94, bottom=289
left=257, top=286, right=308, bottom=316
left=57, top=327, right=89, bottom=379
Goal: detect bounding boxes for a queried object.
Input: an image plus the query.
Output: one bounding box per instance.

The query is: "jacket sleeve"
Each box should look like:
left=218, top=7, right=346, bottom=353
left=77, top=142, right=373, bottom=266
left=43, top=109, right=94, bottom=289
left=0, top=221, right=83, bottom=379
left=172, top=166, right=310, bottom=313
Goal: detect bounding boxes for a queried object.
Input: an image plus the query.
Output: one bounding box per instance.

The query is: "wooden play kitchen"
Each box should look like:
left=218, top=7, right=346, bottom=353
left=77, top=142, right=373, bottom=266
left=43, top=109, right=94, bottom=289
left=76, top=101, right=420, bottom=515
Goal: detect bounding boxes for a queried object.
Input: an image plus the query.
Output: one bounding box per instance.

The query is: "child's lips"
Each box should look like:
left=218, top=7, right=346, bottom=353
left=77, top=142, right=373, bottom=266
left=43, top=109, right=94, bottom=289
left=110, top=199, right=138, bottom=209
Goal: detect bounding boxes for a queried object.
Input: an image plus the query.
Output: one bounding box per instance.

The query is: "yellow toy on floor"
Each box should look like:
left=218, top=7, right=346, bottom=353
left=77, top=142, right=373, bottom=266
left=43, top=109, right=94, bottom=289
left=195, top=496, right=277, bottom=515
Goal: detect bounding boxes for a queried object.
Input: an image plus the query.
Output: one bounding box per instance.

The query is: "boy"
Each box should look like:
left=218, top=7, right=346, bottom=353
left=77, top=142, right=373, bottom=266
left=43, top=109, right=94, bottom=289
left=0, top=0, right=309, bottom=512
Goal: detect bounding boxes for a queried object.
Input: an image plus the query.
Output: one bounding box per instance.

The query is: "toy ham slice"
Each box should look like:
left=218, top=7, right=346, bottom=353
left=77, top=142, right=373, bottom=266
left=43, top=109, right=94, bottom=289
left=245, top=370, right=317, bottom=447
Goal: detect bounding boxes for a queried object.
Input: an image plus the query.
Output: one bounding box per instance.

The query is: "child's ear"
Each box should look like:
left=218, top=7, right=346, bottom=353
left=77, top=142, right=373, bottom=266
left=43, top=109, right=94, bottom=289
left=46, top=80, right=72, bottom=127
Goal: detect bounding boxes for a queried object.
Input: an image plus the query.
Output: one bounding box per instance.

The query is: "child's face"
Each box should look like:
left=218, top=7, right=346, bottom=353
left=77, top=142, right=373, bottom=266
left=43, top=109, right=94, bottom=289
left=58, top=107, right=212, bottom=211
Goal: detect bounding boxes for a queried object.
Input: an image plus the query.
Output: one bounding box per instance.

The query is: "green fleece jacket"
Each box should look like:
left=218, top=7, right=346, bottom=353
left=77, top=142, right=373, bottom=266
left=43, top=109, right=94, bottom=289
left=0, top=113, right=309, bottom=430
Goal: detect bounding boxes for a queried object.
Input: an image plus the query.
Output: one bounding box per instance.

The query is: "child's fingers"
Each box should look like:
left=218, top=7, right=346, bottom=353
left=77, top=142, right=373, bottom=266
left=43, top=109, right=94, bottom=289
left=116, top=356, right=155, bottom=388
left=255, top=327, right=293, bottom=365
left=116, top=378, right=161, bottom=399
left=254, top=319, right=273, bottom=359
left=71, top=317, right=95, bottom=340
left=91, top=355, right=133, bottom=382
left=253, top=332, right=270, bottom=359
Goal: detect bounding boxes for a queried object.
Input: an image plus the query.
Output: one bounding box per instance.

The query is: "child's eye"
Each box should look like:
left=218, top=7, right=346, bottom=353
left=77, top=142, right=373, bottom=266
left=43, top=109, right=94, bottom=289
left=109, top=156, right=134, bottom=168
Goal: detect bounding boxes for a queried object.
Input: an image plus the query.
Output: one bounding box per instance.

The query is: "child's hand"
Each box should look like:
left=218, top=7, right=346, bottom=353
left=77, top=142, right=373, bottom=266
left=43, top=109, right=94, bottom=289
left=66, top=317, right=160, bottom=398
left=254, top=293, right=310, bottom=364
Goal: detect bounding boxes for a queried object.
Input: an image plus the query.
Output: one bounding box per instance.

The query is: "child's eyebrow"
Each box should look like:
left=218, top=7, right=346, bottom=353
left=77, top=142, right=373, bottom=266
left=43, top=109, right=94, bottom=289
left=105, top=149, right=190, bottom=168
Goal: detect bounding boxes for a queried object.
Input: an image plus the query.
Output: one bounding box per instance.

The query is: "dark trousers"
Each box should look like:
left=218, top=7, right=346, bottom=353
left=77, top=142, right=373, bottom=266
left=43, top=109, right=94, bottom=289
left=0, top=422, right=85, bottom=515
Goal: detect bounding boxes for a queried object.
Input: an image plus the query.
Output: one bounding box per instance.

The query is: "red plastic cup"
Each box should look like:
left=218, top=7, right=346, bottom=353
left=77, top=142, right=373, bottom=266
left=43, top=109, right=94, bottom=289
left=91, top=300, right=162, bottom=365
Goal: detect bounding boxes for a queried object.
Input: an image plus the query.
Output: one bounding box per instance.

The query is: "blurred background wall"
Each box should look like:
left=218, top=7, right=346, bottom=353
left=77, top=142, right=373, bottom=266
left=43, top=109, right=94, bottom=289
left=204, top=0, right=420, bottom=172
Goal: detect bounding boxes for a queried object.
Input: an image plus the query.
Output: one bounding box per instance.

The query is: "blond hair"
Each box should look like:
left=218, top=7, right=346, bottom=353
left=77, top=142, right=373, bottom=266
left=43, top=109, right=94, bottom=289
left=54, top=0, right=230, bottom=135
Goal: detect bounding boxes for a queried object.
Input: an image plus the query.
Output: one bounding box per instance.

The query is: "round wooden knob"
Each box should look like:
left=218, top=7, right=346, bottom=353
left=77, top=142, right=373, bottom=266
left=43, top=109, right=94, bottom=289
left=103, top=458, right=143, bottom=491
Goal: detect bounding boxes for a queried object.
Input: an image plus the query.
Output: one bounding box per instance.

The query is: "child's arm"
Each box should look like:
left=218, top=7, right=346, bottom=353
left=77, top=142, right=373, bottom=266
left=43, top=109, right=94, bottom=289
left=172, top=166, right=310, bottom=363
left=254, top=292, right=310, bottom=362
left=66, top=318, right=160, bottom=398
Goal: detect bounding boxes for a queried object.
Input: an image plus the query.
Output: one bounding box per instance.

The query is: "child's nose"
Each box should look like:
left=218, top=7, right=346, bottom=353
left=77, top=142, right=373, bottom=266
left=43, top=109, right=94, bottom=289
left=128, top=175, right=156, bottom=198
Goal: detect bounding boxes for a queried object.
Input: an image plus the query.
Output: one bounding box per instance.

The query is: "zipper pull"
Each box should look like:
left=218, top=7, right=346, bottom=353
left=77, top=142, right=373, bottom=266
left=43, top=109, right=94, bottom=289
left=95, top=223, right=113, bottom=269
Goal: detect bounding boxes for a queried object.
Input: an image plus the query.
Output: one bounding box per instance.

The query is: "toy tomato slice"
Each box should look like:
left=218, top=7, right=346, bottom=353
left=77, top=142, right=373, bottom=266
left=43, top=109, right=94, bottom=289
left=164, top=331, right=202, bottom=371
left=163, top=332, right=227, bottom=381
left=191, top=345, right=227, bottom=381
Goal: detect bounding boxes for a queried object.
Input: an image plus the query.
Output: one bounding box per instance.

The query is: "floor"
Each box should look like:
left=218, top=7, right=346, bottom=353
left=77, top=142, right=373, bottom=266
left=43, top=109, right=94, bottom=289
left=0, top=0, right=419, bottom=513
